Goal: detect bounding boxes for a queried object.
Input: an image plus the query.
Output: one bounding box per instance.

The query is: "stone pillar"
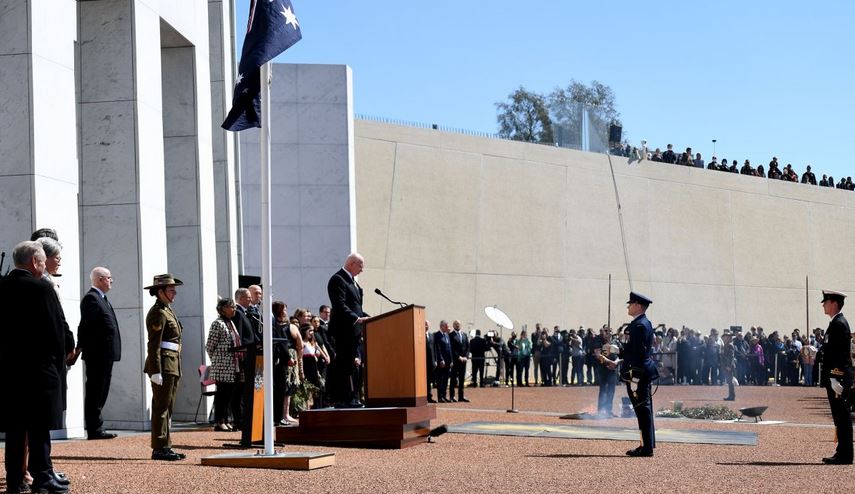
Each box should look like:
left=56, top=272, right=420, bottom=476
left=239, top=64, right=356, bottom=310
left=0, top=0, right=84, bottom=438
left=207, top=0, right=240, bottom=297
left=78, top=0, right=169, bottom=430
left=160, top=27, right=219, bottom=421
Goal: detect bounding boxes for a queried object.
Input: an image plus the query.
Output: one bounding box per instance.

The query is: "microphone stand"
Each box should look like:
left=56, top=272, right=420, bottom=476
left=374, top=288, right=406, bottom=308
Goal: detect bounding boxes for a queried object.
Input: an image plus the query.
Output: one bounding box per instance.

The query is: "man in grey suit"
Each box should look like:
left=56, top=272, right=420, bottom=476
left=77, top=267, right=121, bottom=440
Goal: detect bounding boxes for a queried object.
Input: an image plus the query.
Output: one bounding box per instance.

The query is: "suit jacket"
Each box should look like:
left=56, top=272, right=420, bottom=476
left=820, top=312, right=852, bottom=387
left=78, top=287, right=121, bottom=363
left=433, top=331, right=452, bottom=365
left=0, top=269, right=66, bottom=431
left=469, top=336, right=487, bottom=358
left=425, top=332, right=436, bottom=370
left=327, top=268, right=368, bottom=361
left=235, top=305, right=258, bottom=345
left=450, top=330, right=470, bottom=363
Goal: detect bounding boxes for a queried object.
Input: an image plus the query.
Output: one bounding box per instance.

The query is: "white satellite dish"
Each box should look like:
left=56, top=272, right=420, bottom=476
left=484, top=306, right=514, bottom=330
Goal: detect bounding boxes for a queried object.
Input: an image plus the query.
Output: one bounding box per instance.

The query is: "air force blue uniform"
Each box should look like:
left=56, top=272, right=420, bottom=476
left=622, top=292, right=658, bottom=455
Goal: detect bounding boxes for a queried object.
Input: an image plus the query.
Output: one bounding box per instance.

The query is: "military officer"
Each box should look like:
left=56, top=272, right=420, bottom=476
left=720, top=330, right=736, bottom=401
left=143, top=274, right=186, bottom=461
left=819, top=290, right=852, bottom=465
left=621, top=292, right=658, bottom=457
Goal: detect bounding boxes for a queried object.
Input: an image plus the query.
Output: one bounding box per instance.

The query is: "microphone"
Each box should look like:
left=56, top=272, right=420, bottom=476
left=427, top=424, right=448, bottom=443
left=374, top=288, right=406, bottom=307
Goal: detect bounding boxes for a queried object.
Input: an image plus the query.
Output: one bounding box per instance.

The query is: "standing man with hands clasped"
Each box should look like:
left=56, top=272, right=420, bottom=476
left=621, top=291, right=658, bottom=457
left=77, top=267, right=121, bottom=440
left=327, top=253, right=370, bottom=408
left=143, top=274, right=186, bottom=461
left=819, top=290, right=852, bottom=465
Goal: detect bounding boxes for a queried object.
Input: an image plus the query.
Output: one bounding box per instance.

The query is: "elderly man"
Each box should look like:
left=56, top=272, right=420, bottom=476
left=0, top=241, right=71, bottom=493
left=78, top=267, right=121, bottom=440
left=143, top=274, right=186, bottom=461
left=326, top=253, right=369, bottom=408
left=819, top=290, right=852, bottom=465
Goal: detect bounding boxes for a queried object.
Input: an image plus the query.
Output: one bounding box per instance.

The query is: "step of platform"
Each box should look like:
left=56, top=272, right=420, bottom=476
left=276, top=405, right=436, bottom=449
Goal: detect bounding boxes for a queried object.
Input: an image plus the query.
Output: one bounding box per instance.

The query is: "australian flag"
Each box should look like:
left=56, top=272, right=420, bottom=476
left=222, top=0, right=302, bottom=132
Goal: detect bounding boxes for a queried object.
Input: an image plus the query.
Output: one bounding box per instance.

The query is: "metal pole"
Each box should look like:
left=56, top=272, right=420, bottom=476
left=607, top=274, right=612, bottom=328
left=805, top=276, right=809, bottom=334
left=260, top=62, right=275, bottom=456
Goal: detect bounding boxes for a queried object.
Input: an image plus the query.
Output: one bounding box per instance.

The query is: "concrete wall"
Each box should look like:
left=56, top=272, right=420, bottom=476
left=354, top=120, right=855, bottom=334
left=239, top=64, right=355, bottom=310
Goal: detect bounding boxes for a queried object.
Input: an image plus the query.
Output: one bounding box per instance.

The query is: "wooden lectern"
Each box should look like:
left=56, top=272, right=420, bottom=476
left=363, top=304, right=427, bottom=408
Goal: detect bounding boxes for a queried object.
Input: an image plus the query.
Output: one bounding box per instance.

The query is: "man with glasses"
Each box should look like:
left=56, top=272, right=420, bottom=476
left=77, top=267, right=121, bottom=440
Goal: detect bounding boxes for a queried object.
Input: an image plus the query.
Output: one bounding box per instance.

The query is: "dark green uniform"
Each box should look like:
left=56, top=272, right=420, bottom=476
left=144, top=300, right=183, bottom=450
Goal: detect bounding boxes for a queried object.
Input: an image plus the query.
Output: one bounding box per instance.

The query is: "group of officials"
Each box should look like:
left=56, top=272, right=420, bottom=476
left=1, top=230, right=121, bottom=494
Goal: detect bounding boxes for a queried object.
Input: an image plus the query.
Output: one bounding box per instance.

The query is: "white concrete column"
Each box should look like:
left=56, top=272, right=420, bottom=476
left=160, top=32, right=219, bottom=421
left=239, top=64, right=356, bottom=310
left=78, top=0, right=168, bottom=430
left=0, top=0, right=84, bottom=438
left=207, top=0, right=240, bottom=298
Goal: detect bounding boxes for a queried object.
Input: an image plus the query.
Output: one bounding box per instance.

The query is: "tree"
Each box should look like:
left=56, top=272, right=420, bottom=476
left=548, top=80, right=622, bottom=152
left=495, top=87, right=554, bottom=144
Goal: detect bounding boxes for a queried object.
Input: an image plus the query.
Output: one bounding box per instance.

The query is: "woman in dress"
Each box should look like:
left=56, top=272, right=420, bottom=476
left=272, top=301, right=301, bottom=425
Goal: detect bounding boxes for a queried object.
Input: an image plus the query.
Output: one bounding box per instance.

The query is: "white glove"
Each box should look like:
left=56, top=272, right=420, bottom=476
left=830, top=379, right=843, bottom=397
left=150, top=373, right=163, bottom=386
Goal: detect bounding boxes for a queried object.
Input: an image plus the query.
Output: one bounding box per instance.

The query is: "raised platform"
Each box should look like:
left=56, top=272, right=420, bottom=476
left=276, top=405, right=436, bottom=449
left=200, top=451, right=335, bottom=470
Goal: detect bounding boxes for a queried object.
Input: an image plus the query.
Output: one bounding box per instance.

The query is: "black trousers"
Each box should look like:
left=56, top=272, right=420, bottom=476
left=215, top=381, right=240, bottom=423
left=627, top=374, right=655, bottom=451
left=4, top=428, right=52, bottom=486
left=84, top=359, right=114, bottom=433
left=450, top=361, right=466, bottom=399
left=470, top=358, right=485, bottom=386
left=826, top=386, right=854, bottom=461
left=560, top=354, right=570, bottom=385
left=434, top=365, right=450, bottom=399
left=516, top=356, right=530, bottom=385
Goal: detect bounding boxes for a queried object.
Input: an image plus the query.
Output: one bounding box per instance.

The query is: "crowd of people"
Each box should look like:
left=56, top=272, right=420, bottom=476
left=428, top=323, right=842, bottom=391
left=610, top=142, right=855, bottom=190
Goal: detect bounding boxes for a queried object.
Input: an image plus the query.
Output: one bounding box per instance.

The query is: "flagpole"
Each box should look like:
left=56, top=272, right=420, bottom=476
left=260, top=61, right=275, bottom=456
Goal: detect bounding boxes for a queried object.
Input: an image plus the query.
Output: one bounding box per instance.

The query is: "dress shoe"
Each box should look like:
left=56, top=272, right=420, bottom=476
left=822, top=455, right=853, bottom=465
left=438, top=397, right=447, bottom=403
left=448, top=397, right=457, bottom=403
left=165, top=448, right=187, bottom=460
left=427, top=397, right=436, bottom=403
left=459, top=397, right=471, bottom=403
left=626, top=447, right=653, bottom=457
left=88, top=430, right=117, bottom=440
left=49, top=472, right=70, bottom=486
left=152, top=448, right=184, bottom=461
left=723, top=397, right=735, bottom=401
left=30, top=477, right=68, bottom=494
left=7, top=480, right=31, bottom=494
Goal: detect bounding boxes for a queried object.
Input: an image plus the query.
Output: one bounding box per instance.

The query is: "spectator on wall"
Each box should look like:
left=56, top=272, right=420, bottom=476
left=801, top=165, right=817, bottom=185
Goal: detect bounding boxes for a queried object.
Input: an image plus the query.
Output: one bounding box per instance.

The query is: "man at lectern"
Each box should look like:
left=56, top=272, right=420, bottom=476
left=327, top=253, right=370, bottom=408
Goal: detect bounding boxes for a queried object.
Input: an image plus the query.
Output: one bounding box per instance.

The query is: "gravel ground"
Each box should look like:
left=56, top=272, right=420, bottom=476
left=3, top=384, right=853, bottom=493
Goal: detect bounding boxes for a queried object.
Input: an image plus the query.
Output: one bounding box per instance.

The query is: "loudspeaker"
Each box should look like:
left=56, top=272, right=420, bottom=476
left=238, top=274, right=261, bottom=288
left=608, top=124, right=622, bottom=143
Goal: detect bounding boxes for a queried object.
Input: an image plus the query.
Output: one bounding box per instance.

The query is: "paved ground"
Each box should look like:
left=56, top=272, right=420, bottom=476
left=2, top=384, right=853, bottom=493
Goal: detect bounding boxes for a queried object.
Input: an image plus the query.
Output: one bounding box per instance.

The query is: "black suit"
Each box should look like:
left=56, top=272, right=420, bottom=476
left=235, top=305, right=258, bottom=345
left=433, top=331, right=452, bottom=400
left=820, top=312, right=853, bottom=462
left=426, top=332, right=436, bottom=398
left=0, top=269, right=66, bottom=487
left=327, top=268, right=368, bottom=404
left=78, top=287, right=121, bottom=434
left=449, top=330, right=470, bottom=400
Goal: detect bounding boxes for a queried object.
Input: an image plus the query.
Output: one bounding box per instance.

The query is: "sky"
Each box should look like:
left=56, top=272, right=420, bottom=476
left=235, top=0, right=855, bottom=180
